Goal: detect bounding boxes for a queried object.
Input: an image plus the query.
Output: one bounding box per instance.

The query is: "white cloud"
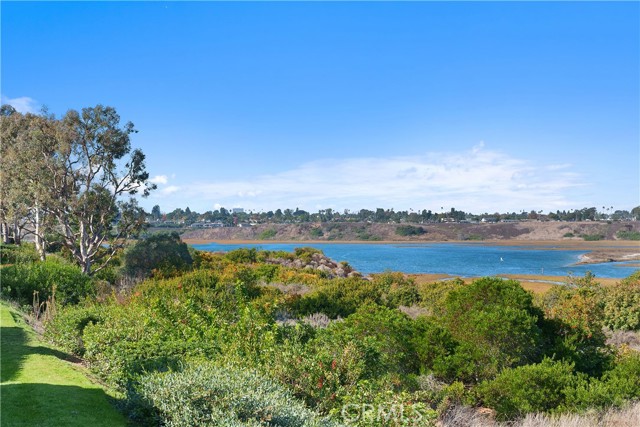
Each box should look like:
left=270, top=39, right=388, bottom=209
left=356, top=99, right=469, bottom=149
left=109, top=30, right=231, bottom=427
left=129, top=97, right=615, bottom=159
left=0, top=95, right=39, bottom=114
left=160, top=185, right=180, bottom=195
left=174, top=144, right=585, bottom=213
left=150, top=175, right=169, bottom=185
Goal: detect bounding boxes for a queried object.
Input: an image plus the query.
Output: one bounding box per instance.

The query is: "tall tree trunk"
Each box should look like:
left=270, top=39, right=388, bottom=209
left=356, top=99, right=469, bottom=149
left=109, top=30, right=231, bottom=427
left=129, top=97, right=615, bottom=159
left=11, top=220, right=21, bottom=245
left=1, top=222, right=9, bottom=244
left=34, top=203, right=46, bottom=261
left=79, top=221, right=91, bottom=275
left=81, top=254, right=92, bottom=275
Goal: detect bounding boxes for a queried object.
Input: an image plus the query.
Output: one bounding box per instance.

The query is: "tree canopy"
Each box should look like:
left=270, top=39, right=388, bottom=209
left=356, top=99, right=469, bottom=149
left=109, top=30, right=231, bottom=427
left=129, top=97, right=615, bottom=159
left=0, top=104, right=155, bottom=274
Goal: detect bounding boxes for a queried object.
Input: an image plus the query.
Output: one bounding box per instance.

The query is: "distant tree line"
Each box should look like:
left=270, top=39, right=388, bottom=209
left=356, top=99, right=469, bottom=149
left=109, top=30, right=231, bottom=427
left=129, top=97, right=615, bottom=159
left=150, top=204, right=640, bottom=227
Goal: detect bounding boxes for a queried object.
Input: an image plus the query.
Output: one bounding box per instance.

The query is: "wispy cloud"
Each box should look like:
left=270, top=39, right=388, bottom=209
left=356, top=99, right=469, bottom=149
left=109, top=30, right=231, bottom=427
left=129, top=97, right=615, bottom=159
left=146, top=174, right=182, bottom=199
left=0, top=95, right=39, bottom=114
left=161, top=185, right=181, bottom=195
left=150, top=175, right=169, bottom=185
left=169, top=145, right=585, bottom=213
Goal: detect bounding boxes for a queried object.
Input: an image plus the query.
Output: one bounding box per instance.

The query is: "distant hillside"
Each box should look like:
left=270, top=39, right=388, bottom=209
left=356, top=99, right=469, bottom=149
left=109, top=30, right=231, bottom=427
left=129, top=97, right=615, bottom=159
left=181, top=220, right=640, bottom=242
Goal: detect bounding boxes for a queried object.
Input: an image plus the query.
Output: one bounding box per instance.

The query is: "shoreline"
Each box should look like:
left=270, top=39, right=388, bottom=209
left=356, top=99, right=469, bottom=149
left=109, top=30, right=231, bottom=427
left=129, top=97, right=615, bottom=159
left=409, top=273, right=624, bottom=294
left=182, top=238, right=638, bottom=293
left=183, top=238, right=640, bottom=265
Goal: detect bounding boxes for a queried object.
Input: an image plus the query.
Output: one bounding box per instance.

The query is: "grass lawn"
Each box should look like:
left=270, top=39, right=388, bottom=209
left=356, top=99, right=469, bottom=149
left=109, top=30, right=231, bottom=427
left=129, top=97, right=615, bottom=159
left=0, top=302, right=128, bottom=427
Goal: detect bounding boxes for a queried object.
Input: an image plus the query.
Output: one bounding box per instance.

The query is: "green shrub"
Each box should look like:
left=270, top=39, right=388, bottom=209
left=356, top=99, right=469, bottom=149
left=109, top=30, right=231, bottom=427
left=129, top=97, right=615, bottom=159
left=371, top=272, right=420, bottom=307
left=291, top=277, right=385, bottom=318
left=464, top=234, right=484, bottom=241
left=80, top=267, right=272, bottom=387
left=1, top=256, right=94, bottom=306
left=294, top=247, right=323, bottom=264
left=616, top=230, right=640, bottom=240
left=603, top=272, right=640, bottom=331
left=334, top=378, right=437, bottom=426
left=395, top=225, right=426, bottom=237
left=0, top=243, right=39, bottom=265
left=538, top=274, right=612, bottom=376
left=122, top=232, right=193, bottom=278
left=355, top=231, right=381, bottom=241
left=270, top=331, right=368, bottom=413
left=309, top=228, right=324, bottom=238
left=320, top=304, right=419, bottom=377
left=439, top=277, right=544, bottom=382
left=581, top=233, right=604, bottom=241
left=566, top=351, right=640, bottom=410
left=129, top=362, right=336, bottom=427
left=270, top=305, right=420, bottom=414
left=259, top=229, right=277, bottom=240
left=253, top=264, right=280, bottom=283
left=225, top=247, right=258, bottom=263
left=539, top=276, right=605, bottom=335
left=45, top=304, right=104, bottom=355
left=563, top=232, right=575, bottom=238
left=417, top=279, right=464, bottom=315
left=411, top=316, right=459, bottom=378
left=80, top=275, right=230, bottom=386
left=82, top=304, right=197, bottom=386
left=476, top=358, right=579, bottom=420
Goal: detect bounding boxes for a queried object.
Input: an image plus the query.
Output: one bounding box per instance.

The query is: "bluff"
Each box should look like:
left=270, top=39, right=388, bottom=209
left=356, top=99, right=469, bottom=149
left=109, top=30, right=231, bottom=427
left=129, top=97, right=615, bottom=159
left=182, top=220, right=640, bottom=242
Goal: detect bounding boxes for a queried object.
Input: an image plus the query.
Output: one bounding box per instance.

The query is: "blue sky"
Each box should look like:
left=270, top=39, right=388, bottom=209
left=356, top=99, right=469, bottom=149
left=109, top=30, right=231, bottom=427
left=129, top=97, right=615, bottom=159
left=2, top=1, right=638, bottom=214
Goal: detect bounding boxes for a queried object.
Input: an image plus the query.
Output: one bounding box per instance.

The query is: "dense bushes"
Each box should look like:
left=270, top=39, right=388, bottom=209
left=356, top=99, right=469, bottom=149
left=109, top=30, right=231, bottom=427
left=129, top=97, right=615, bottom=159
left=271, top=334, right=368, bottom=413
left=412, top=316, right=459, bottom=378
left=28, top=245, right=640, bottom=424
left=602, top=272, right=640, bottom=331
left=617, top=230, right=640, bottom=240
left=395, top=225, right=426, bottom=236
left=122, top=232, right=193, bottom=278
left=439, top=278, right=544, bottom=382
left=1, top=255, right=94, bottom=305
left=259, top=229, right=277, bottom=240
left=477, top=352, right=640, bottom=420
left=581, top=233, right=604, bottom=241
left=0, top=243, right=39, bottom=265
left=129, top=363, right=337, bottom=427
left=538, top=273, right=614, bottom=376
left=290, top=277, right=385, bottom=318
left=318, top=304, right=419, bottom=377
left=45, top=304, right=105, bottom=355
left=476, top=358, right=578, bottom=419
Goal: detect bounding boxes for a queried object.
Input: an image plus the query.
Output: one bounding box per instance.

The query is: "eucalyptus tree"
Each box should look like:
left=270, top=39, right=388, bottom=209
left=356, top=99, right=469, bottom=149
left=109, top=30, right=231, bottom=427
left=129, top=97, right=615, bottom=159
left=1, top=105, right=24, bottom=244
left=0, top=105, right=56, bottom=257
left=44, top=105, right=156, bottom=274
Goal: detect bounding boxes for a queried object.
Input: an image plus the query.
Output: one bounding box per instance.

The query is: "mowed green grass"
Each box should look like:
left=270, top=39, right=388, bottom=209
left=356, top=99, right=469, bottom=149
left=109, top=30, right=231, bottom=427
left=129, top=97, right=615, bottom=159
left=0, top=302, right=128, bottom=427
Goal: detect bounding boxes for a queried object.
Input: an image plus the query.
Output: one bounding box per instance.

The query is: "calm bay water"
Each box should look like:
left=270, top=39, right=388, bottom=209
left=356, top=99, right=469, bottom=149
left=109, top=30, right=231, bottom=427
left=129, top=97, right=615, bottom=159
left=191, top=242, right=639, bottom=279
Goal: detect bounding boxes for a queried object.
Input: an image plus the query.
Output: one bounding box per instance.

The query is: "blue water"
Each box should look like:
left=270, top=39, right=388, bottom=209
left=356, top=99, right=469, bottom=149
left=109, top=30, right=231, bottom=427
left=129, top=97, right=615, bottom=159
left=191, top=242, right=639, bottom=279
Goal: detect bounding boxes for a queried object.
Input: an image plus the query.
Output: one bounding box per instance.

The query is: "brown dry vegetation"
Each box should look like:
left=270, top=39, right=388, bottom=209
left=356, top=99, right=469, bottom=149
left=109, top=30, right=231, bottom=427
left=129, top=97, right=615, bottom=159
left=439, top=401, right=640, bottom=427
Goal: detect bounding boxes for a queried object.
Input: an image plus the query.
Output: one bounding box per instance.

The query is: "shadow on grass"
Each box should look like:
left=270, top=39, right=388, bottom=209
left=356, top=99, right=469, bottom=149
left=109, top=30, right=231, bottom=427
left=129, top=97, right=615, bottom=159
left=0, top=383, right=127, bottom=427
left=0, top=325, right=79, bottom=383
left=1, top=306, right=128, bottom=426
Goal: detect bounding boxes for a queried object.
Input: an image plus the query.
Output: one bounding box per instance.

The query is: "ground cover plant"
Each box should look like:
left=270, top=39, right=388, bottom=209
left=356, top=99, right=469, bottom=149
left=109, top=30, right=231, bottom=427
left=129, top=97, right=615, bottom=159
left=3, top=245, right=640, bottom=426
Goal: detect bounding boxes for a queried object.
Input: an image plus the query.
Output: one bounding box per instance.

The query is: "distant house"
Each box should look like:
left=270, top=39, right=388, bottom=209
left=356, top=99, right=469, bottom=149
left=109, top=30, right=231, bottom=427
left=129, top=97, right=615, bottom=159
left=481, top=217, right=498, bottom=223
left=190, top=220, right=225, bottom=228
